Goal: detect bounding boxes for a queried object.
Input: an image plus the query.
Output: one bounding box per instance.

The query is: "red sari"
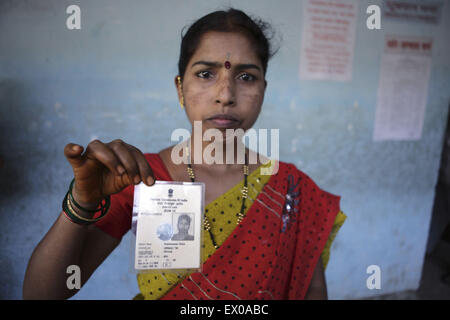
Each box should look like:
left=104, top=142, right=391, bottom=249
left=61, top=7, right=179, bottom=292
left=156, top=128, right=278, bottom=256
left=95, top=153, right=341, bottom=300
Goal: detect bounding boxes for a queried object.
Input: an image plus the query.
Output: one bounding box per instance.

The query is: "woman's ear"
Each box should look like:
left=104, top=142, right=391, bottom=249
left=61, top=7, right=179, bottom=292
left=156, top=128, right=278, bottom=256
left=174, top=75, right=184, bottom=108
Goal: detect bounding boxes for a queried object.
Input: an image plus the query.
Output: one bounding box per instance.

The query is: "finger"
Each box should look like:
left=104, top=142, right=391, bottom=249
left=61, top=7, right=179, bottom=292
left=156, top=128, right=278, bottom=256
left=128, top=146, right=156, bottom=186
left=85, top=140, right=125, bottom=176
left=64, top=143, right=86, bottom=169
left=108, top=140, right=141, bottom=184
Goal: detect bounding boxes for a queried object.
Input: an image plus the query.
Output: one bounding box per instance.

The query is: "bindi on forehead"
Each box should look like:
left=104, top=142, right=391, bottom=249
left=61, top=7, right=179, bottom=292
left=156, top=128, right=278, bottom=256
left=225, top=52, right=231, bottom=69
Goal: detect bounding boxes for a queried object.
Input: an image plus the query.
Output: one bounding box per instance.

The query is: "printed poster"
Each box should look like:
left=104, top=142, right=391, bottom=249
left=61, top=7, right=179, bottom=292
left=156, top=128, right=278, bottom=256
left=384, top=0, right=444, bottom=25
left=373, top=35, right=433, bottom=141
left=299, top=0, right=358, bottom=82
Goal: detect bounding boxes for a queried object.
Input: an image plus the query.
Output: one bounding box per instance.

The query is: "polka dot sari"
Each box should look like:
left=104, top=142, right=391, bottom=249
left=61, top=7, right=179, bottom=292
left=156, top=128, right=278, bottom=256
left=134, top=159, right=346, bottom=300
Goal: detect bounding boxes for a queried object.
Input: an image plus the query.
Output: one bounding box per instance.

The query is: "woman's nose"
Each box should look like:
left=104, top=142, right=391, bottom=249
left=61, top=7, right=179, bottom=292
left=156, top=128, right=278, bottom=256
left=215, top=75, right=236, bottom=107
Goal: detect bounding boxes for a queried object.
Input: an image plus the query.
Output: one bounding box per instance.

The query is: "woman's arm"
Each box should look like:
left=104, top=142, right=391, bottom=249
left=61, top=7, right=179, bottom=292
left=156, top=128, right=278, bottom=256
left=23, top=140, right=154, bottom=299
left=23, top=212, right=120, bottom=300
left=304, top=256, right=328, bottom=300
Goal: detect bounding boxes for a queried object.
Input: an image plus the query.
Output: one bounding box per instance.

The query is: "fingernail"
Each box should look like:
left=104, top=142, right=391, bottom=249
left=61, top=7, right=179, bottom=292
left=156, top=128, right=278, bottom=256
left=117, top=165, right=125, bottom=175
left=134, top=176, right=140, bottom=184
left=147, top=177, right=155, bottom=186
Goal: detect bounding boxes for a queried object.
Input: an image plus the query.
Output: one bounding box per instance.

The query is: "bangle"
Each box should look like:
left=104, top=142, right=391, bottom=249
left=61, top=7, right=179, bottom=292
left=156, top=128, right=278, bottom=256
left=62, top=179, right=111, bottom=225
left=68, top=179, right=102, bottom=213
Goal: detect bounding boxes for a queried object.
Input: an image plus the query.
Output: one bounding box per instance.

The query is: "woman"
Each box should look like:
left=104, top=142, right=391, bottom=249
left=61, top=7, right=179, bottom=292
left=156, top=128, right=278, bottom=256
left=23, top=8, right=346, bottom=300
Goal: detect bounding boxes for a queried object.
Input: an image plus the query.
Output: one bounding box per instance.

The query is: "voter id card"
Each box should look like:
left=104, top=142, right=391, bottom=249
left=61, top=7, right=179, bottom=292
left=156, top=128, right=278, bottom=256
left=132, top=181, right=205, bottom=272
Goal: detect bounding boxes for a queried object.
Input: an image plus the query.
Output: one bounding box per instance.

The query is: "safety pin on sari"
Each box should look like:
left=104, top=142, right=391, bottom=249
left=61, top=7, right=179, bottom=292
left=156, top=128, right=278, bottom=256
left=281, top=174, right=301, bottom=233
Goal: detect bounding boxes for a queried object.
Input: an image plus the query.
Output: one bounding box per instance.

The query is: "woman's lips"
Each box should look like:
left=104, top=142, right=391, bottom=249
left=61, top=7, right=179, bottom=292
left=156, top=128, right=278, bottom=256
left=207, top=118, right=239, bottom=128
left=206, top=114, right=240, bottom=128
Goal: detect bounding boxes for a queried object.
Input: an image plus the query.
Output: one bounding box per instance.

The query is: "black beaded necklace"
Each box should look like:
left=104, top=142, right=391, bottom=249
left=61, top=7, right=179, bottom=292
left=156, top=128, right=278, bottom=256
left=186, top=147, right=249, bottom=249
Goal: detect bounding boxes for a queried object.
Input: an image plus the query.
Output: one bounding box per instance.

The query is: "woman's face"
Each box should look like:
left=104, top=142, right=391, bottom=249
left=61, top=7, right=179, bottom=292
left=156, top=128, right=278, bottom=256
left=178, top=217, right=190, bottom=234
left=176, top=31, right=267, bottom=138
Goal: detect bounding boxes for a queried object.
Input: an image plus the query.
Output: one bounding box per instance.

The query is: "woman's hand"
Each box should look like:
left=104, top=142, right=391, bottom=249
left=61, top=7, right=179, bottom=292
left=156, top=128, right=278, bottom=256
left=64, top=139, right=155, bottom=210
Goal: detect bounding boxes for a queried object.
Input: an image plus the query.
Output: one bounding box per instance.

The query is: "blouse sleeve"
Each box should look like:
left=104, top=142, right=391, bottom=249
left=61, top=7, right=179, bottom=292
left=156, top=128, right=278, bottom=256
left=321, top=210, right=347, bottom=270
left=94, top=184, right=134, bottom=240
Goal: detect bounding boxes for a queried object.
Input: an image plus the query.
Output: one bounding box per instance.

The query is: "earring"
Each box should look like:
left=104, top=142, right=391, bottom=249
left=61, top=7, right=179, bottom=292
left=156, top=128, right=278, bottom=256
left=177, top=76, right=184, bottom=109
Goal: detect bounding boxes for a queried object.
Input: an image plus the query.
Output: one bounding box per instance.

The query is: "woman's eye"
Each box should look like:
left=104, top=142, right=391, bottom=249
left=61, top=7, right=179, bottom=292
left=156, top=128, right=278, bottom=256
left=197, top=71, right=212, bottom=79
left=239, top=73, right=255, bottom=81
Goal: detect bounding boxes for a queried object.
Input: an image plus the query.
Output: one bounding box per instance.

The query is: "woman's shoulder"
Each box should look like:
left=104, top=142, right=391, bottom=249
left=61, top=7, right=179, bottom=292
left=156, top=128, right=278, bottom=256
left=266, top=158, right=309, bottom=182
left=275, top=159, right=343, bottom=234
left=271, top=159, right=340, bottom=199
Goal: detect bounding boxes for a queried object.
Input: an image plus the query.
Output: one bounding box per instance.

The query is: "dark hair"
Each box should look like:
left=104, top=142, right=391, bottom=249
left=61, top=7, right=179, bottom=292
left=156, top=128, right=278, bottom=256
left=178, top=214, right=191, bottom=224
left=178, top=8, right=277, bottom=80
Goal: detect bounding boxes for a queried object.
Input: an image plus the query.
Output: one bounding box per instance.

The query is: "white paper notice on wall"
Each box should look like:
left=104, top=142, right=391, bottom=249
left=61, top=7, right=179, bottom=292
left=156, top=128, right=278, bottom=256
left=373, top=35, right=433, bottom=141
left=299, top=0, right=358, bottom=82
left=383, top=1, right=444, bottom=25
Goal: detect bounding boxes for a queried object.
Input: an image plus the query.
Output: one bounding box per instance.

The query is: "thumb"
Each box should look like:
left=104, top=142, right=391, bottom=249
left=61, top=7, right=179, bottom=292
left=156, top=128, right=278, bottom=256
left=64, top=143, right=86, bottom=169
